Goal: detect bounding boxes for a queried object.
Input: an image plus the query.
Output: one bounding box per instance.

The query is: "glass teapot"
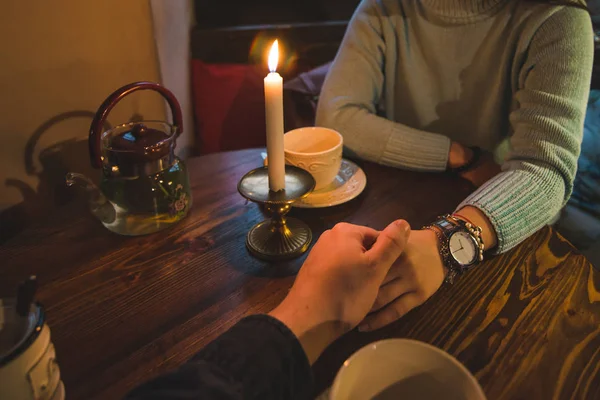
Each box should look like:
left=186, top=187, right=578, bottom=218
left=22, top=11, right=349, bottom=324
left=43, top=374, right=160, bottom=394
left=67, top=82, right=192, bottom=235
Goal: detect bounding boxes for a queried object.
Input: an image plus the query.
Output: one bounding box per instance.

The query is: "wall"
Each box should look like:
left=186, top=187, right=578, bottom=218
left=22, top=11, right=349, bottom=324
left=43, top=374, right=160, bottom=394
left=150, top=0, right=195, bottom=158
left=0, top=0, right=166, bottom=239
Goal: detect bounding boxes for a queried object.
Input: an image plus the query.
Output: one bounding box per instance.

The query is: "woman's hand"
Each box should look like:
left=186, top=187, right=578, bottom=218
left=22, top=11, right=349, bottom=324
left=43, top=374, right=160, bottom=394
left=270, top=220, right=411, bottom=363
left=448, top=141, right=474, bottom=169
left=358, top=229, right=445, bottom=332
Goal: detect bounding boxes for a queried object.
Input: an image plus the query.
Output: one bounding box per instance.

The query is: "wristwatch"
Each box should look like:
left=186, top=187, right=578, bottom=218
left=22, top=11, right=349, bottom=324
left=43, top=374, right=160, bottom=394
left=425, top=215, right=485, bottom=284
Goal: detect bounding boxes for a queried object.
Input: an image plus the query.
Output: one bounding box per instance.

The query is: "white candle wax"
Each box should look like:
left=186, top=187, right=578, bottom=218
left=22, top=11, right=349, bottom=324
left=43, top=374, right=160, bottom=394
left=264, top=41, right=285, bottom=192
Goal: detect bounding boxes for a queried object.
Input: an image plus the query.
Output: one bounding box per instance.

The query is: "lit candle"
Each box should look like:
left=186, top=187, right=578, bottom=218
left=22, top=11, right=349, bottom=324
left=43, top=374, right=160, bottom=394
left=264, top=40, right=285, bottom=192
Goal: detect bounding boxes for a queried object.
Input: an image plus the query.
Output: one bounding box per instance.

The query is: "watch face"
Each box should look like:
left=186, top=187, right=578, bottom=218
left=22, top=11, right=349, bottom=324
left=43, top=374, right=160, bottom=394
left=449, top=231, right=477, bottom=266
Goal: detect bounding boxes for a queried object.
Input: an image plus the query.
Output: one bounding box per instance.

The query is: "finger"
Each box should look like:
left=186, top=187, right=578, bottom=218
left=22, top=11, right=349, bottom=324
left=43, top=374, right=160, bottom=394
left=365, top=220, right=411, bottom=271
left=358, top=292, right=424, bottom=332
left=381, top=257, right=406, bottom=286
left=358, top=226, right=380, bottom=249
left=370, top=277, right=415, bottom=312
left=331, top=222, right=379, bottom=247
left=336, top=223, right=379, bottom=246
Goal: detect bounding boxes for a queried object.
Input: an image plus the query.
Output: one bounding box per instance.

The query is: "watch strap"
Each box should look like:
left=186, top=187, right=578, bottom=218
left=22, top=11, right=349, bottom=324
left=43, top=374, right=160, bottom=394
left=425, top=225, right=461, bottom=285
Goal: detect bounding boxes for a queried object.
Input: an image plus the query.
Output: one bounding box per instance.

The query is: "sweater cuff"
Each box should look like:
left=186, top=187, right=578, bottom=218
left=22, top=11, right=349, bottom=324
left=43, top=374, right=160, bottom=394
left=198, top=314, right=314, bottom=399
left=381, top=125, right=451, bottom=171
left=456, top=170, right=563, bottom=254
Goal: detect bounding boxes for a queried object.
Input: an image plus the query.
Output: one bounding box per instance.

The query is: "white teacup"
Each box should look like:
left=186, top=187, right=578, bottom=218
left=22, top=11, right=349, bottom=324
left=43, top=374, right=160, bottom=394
left=330, top=339, right=486, bottom=400
left=284, top=127, right=343, bottom=191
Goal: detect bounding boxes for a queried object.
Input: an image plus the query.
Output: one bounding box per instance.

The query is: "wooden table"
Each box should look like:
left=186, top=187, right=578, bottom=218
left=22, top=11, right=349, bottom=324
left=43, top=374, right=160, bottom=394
left=1, top=149, right=598, bottom=400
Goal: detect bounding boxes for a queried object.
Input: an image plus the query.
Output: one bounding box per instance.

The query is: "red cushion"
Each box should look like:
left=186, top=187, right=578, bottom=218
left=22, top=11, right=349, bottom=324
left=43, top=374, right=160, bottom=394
left=191, top=60, right=267, bottom=154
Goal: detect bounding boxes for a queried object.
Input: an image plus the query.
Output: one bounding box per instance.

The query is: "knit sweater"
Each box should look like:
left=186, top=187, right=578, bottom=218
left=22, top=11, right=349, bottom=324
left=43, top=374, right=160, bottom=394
left=316, top=0, right=593, bottom=253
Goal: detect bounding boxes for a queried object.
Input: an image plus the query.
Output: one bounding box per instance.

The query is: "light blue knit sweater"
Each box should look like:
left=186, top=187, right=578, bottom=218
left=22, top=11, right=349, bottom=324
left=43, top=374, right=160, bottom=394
left=316, top=0, right=594, bottom=253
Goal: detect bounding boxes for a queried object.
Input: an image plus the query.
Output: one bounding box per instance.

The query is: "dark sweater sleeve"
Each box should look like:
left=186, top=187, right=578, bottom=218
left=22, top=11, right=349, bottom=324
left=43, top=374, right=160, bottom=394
left=126, top=315, right=314, bottom=400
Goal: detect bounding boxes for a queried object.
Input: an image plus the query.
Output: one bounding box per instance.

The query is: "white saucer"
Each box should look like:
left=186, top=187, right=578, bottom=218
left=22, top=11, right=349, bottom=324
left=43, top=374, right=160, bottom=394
left=294, top=159, right=366, bottom=209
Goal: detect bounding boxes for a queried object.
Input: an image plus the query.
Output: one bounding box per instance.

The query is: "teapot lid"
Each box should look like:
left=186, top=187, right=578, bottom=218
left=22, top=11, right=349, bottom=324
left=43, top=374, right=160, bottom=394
left=89, top=82, right=183, bottom=169
left=109, top=123, right=171, bottom=163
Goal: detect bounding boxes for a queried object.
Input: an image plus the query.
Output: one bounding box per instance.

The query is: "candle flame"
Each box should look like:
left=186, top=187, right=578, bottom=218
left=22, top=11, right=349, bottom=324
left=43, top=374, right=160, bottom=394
left=268, top=40, right=279, bottom=72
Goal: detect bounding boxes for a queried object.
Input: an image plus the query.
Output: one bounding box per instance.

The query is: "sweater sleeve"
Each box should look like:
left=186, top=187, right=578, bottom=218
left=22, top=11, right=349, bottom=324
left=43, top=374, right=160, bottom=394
left=125, top=315, right=313, bottom=400
left=457, top=7, right=594, bottom=253
left=315, top=0, right=451, bottom=171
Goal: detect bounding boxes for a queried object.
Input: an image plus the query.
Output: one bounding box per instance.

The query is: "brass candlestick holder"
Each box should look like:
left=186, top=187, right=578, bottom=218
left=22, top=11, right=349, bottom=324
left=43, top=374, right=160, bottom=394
left=238, top=165, right=316, bottom=261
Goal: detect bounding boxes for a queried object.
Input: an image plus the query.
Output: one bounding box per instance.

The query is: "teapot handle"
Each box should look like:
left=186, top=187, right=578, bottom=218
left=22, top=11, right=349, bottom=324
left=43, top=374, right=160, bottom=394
left=89, top=81, right=183, bottom=169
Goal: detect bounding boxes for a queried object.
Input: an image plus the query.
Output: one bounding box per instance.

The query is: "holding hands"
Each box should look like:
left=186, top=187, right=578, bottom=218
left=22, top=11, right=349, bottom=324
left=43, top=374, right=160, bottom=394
left=270, top=220, right=411, bottom=363
left=359, top=229, right=446, bottom=332
left=269, top=217, right=456, bottom=365
left=271, top=208, right=492, bottom=362
left=361, top=206, right=495, bottom=331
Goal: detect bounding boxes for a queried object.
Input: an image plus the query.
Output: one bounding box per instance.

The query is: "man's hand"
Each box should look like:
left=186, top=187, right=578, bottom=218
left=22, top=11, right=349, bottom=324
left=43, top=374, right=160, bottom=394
left=358, top=229, right=445, bottom=332
left=269, top=220, right=411, bottom=363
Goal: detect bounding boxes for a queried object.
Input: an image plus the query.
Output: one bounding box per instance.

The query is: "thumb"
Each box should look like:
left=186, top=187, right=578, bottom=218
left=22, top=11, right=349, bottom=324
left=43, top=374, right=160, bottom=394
left=366, top=220, right=411, bottom=273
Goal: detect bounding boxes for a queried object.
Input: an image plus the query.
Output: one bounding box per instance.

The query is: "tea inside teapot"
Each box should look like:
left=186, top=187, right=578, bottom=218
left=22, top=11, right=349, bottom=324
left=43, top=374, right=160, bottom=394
left=98, top=121, right=191, bottom=235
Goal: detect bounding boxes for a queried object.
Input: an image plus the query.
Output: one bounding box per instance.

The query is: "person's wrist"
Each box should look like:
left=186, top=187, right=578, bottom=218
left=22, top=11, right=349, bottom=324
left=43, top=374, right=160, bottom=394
left=269, top=298, right=344, bottom=364
left=454, top=206, right=497, bottom=250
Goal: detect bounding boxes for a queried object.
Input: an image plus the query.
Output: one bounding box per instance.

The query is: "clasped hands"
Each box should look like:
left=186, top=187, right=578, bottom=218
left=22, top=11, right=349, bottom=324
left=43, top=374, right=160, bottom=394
left=358, top=228, right=445, bottom=332
left=268, top=141, right=499, bottom=363
left=270, top=220, right=447, bottom=364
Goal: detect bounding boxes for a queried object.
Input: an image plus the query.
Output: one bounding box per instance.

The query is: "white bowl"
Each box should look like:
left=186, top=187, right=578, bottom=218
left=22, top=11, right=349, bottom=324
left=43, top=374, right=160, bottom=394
left=330, top=339, right=486, bottom=400
left=284, top=127, right=343, bottom=190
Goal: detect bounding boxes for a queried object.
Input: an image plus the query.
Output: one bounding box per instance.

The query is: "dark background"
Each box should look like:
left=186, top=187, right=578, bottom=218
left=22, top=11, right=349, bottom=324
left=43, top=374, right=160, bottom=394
left=194, top=0, right=360, bottom=28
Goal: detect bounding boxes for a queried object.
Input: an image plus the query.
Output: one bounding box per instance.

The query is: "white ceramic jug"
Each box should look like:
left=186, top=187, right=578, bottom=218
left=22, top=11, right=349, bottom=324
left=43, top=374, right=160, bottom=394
left=0, top=299, right=65, bottom=400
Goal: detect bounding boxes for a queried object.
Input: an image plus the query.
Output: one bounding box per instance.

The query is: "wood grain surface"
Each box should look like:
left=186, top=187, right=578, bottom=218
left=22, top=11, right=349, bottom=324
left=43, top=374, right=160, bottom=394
left=0, top=148, right=598, bottom=400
